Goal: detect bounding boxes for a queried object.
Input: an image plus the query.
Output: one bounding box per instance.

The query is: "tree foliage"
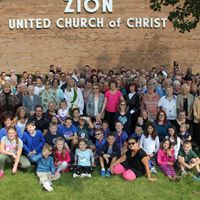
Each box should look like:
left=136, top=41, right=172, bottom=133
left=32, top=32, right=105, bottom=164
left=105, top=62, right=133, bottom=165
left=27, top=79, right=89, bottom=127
left=149, top=0, right=200, bottom=32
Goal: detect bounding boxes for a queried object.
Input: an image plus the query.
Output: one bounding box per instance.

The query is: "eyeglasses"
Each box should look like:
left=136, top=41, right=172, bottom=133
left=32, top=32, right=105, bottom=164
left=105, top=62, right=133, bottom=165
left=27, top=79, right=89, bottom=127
left=93, top=87, right=99, bottom=89
left=95, top=133, right=101, bottom=136
left=159, top=114, right=165, bottom=117
left=128, top=142, right=136, bottom=146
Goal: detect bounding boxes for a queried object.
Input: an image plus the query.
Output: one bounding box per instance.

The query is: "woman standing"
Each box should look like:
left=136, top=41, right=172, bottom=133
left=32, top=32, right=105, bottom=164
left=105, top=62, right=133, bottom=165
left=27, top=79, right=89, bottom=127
left=52, top=78, right=64, bottom=106
left=127, top=82, right=140, bottom=132
left=101, top=80, right=124, bottom=131
left=15, top=106, right=28, bottom=134
left=110, top=137, right=156, bottom=181
left=86, top=83, right=104, bottom=118
left=141, top=82, right=160, bottom=120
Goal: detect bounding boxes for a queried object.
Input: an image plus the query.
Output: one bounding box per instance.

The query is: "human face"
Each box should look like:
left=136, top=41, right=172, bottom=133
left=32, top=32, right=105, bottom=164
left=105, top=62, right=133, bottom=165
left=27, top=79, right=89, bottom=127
left=107, top=136, right=115, bottom=145
left=27, top=124, right=36, bottom=135
left=147, top=125, right=154, bottom=135
left=65, top=119, right=72, bottom=128
left=56, top=141, right=64, bottom=151
left=180, top=125, right=186, bottom=133
left=93, top=86, right=99, bottom=94
left=70, top=79, right=75, bottom=87
left=129, top=85, right=135, bottom=93
left=19, top=109, right=26, bottom=118
left=163, top=140, right=170, bottom=150
left=42, top=149, right=51, bottom=159
left=45, top=81, right=51, bottom=89
left=7, top=129, right=17, bottom=141
left=60, top=102, right=67, bottom=109
left=35, top=107, right=43, bottom=117
left=110, top=82, right=116, bottom=90
left=3, top=85, right=11, bottom=93
left=79, top=141, right=87, bottom=151
left=48, top=103, right=55, bottom=112
left=159, top=112, right=166, bottom=121
left=168, top=128, right=175, bottom=136
left=53, top=80, right=59, bottom=87
left=102, top=123, right=109, bottom=131
left=128, top=139, right=138, bottom=151
left=178, top=112, right=186, bottom=120
left=28, top=86, right=35, bottom=95
left=142, top=111, right=148, bottom=120
left=49, top=125, right=57, bottom=135
left=183, top=143, right=191, bottom=154
left=4, top=118, right=12, bottom=127
left=73, top=110, right=80, bottom=118
left=115, top=122, right=123, bottom=132
left=95, top=131, right=103, bottom=139
left=166, top=87, right=173, bottom=97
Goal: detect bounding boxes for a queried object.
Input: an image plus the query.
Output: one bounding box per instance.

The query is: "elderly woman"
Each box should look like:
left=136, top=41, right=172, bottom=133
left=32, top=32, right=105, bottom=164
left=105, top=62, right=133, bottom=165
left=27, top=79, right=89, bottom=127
left=176, top=83, right=194, bottom=121
left=64, top=78, right=84, bottom=115
left=0, top=83, right=21, bottom=122
left=52, top=78, right=64, bottom=105
left=158, top=85, right=177, bottom=123
left=86, top=83, right=104, bottom=118
left=110, top=137, right=156, bottom=181
left=22, top=85, right=42, bottom=116
left=141, top=82, right=160, bottom=120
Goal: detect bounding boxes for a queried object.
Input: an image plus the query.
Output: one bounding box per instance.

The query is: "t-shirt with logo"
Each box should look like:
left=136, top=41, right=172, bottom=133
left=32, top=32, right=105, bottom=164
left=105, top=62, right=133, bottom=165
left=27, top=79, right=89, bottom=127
left=1, top=136, right=23, bottom=155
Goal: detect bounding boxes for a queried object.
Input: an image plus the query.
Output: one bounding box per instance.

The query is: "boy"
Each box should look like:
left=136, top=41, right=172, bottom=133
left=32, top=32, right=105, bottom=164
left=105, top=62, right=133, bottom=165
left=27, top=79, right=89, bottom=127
left=99, top=133, right=120, bottom=177
left=178, top=140, right=200, bottom=178
left=32, top=144, right=60, bottom=192
left=44, top=122, right=63, bottom=147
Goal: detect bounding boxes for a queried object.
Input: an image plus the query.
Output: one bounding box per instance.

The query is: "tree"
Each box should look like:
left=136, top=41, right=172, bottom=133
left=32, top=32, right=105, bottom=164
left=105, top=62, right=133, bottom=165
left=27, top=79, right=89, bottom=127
left=149, top=0, right=200, bottom=33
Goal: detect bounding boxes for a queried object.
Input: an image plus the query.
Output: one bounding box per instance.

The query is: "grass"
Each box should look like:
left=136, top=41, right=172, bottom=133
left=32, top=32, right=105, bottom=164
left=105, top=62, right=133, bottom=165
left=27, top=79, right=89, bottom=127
left=0, top=167, right=200, bottom=200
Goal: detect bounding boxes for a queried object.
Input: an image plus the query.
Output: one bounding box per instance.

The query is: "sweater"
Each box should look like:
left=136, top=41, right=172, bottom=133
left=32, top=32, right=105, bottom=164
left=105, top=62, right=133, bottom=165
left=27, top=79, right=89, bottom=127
left=157, top=148, right=175, bottom=166
left=22, top=130, right=45, bottom=155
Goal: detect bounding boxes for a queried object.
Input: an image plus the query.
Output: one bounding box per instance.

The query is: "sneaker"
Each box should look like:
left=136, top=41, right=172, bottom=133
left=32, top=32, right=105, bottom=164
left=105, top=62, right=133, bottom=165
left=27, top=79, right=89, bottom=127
left=43, top=182, right=53, bottom=192
left=80, top=173, right=87, bottom=178
left=193, top=176, right=200, bottom=182
left=101, top=170, right=106, bottom=177
left=0, top=170, right=4, bottom=178
left=85, top=173, right=91, bottom=178
left=106, top=170, right=111, bottom=177
left=73, top=173, right=80, bottom=178
left=181, top=171, right=188, bottom=177
left=150, top=167, right=157, bottom=174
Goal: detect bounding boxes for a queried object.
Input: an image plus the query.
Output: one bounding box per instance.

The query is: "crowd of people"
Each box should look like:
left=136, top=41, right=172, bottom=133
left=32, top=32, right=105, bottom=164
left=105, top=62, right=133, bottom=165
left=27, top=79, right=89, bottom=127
left=0, top=63, right=200, bottom=192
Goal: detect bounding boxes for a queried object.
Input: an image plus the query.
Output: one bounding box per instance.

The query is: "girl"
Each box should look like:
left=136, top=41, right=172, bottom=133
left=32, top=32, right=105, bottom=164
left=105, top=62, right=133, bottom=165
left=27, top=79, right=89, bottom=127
left=72, top=139, right=95, bottom=178
left=54, top=137, right=71, bottom=173
left=166, top=126, right=181, bottom=160
left=22, top=122, right=45, bottom=163
left=178, top=123, right=192, bottom=144
left=58, top=100, right=69, bottom=124
left=157, top=138, right=181, bottom=181
left=0, top=126, right=30, bottom=177
left=139, top=123, right=160, bottom=173
left=15, top=106, right=28, bottom=134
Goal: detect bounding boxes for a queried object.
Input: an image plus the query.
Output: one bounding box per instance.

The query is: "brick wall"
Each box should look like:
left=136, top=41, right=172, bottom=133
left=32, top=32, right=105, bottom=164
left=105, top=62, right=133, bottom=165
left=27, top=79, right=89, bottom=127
left=0, top=0, right=199, bottom=73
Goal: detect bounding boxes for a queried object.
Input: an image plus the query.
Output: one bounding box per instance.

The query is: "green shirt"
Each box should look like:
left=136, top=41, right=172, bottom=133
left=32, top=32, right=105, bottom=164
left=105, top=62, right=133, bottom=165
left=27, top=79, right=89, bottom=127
left=178, top=148, right=198, bottom=163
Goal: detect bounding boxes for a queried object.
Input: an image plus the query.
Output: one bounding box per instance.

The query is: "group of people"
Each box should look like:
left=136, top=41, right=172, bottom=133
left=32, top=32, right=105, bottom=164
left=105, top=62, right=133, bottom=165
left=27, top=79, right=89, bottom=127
left=0, top=63, right=200, bottom=192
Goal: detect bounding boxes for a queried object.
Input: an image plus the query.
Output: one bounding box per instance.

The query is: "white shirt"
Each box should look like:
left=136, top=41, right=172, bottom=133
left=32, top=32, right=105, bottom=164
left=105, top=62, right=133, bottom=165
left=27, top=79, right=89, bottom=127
left=158, top=95, right=177, bottom=120
left=139, top=134, right=160, bottom=155
left=34, top=85, right=45, bottom=95
left=94, top=98, right=99, bottom=116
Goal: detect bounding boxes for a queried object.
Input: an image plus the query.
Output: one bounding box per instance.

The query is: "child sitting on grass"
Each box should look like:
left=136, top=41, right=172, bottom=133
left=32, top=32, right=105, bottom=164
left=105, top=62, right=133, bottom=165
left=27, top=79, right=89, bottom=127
left=32, top=144, right=60, bottom=192
left=99, top=133, right=120, bottom=177
left=0, top=126, right=30, bottom=177
left=178, top=140, right=200, bottom=178
left=72, top=139, right=95, bottom=178
left=157, top=138, right=181, bottom=181
left=54, top=137, right=71, bottom=173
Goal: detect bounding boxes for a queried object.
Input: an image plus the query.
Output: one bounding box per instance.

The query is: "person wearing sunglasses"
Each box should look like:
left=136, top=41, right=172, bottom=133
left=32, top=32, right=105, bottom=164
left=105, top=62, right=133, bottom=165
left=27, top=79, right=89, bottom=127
left=110, top=137, right=157, bottom=182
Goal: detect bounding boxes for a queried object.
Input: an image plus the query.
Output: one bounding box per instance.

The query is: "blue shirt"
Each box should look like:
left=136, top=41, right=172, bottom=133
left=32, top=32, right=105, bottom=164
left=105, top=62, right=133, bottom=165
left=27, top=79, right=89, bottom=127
left=0, top=126, right=22, bottom=140
left=22, top=130, right=45, bottom=155
left=57, top=124, right=77, bottom=139
left=95, top=138, right=107, bottom=156
left=115, top=131, right=128, bottom=150
left=75, top=149, right=94, bottom=166
left=31, top=154, right=55, bottom=174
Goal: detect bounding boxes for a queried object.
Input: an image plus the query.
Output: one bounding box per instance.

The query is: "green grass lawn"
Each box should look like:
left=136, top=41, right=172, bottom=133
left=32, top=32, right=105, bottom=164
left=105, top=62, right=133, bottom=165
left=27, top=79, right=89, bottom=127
left=0, top=168, right=200, bottom=200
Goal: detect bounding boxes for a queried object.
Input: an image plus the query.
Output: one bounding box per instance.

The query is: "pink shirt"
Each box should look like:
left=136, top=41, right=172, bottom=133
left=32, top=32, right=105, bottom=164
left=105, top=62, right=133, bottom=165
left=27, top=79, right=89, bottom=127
left=105, top=90, right=122, bottom=112
left=157, top=148, right=175, bottom=166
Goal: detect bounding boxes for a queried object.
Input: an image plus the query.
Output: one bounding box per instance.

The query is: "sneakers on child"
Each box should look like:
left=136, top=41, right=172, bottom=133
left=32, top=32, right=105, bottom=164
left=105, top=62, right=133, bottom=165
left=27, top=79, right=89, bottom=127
left=106, top=170, right=111, bottom=177
left=43, top=181, right=53, bottom=192
left=101, top=170, right=106, bottom=177
left=150, top=167, right=157, bottom=174
left=181, top=171, right=188, bottom=177
left=0, top=170, right=4, bottom=178
left=73, top=173, right=80, bottom=178
left=85, top=173, right=91, bottom=178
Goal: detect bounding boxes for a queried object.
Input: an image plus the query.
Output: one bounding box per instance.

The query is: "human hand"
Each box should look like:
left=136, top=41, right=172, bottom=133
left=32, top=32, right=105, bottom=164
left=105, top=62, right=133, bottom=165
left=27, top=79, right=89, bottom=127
left=148, top=177, right=157, bottom=182
left=11, top=153, right=16, bottom=159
